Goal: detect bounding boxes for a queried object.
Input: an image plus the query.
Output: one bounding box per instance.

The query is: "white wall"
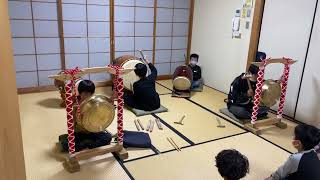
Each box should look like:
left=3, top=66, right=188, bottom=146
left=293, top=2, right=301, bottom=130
left=191, top=0, right=255, bottom=93
left=258, top=0, right=317, bottom=117
left=295, top=2, right=320, bottom=128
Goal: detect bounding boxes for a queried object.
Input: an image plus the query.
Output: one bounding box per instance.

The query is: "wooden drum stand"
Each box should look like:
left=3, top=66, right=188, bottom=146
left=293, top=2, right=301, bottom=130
left=48, top=66, right=133, bottom=173
left=244, top=58, right=296, bottom=135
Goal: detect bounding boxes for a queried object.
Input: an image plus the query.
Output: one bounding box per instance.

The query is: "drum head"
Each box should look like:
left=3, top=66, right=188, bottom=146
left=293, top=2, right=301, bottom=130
left=260, top=80, right=281, bottom=107
left=79, top=95, right=115, bottom=132
left=173, top=76, right=191, bottom=91
left=121, top=59, right=149, bottom=91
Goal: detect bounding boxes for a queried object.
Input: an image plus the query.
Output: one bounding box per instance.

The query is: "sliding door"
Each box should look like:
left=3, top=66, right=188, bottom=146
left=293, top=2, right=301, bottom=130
left=9, top=0, right=61, bottom=88
left=62, top=0, right=111, bottom=81
left=154, top=0, right=190, bottom=76
left=8, top=0, right=193, bottom=91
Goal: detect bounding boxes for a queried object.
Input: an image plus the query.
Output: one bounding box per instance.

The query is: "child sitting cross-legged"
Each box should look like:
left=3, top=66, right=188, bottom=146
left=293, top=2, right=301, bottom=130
left=265, top=124, right=320, bottom=180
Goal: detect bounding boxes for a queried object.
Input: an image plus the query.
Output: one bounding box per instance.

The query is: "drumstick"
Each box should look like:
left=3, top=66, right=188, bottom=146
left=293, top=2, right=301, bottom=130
left=174, top=115, right=185, bottom=125
left=167, top=137, right=179, bottom=151
left=170, top=137, right=181, bottom=151
left=149, top=119, right=155, bottom=132
left=246, top=78, right=253, bottom=91
left=146, top=119, right=151, bottom=131
left=184, top=54, right=187, bottom=62
left=134, top=120, right=140, bottom=131
left=136, top=119, right=144, bottom=130
left=155, top=118, right=163, bottom=130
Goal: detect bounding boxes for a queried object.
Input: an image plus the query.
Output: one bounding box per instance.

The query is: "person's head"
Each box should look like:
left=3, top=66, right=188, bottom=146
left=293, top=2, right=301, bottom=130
left=256, top=51, right=266, bottom=62
left=134, top=63, right=147, bottom=78
left=190, top=53, right=199, bottom=66
left=292, top=124, right=320, bottom=152
left=215, top=149, right=249, bottom=180
left=247, top=64, right=259, bottom=82
left=76, top=79, right=95, bottom=101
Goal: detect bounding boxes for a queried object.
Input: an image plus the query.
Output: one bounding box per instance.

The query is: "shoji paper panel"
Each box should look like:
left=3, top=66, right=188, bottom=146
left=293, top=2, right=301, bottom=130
left=114, top=5, right=135, bottom=56
left=155, top=0, right=189, bottom=75
left=134, top=2, right=154, bottom=61
left=155, top=1, right=173, bottom=74
left=62, top=1, right=111, bottom=82
left=9, top=1, right=61, bottom=88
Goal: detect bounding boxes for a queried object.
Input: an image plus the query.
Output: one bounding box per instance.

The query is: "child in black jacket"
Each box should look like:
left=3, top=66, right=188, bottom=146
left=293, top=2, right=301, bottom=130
left=124, top=59, right=160, bottom=111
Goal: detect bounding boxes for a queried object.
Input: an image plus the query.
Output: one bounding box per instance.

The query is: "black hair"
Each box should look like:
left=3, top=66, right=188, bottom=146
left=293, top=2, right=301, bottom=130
left=248, top=64, right=259, bottom=75
left=294, top=124, right=320, bottom=150
left=256, top=51, right=266, bottom=62
left=78, top=80, right=95, bottom=95
left=190, top=53, right=199, bottom=61
left=134, top=63, right=147, bottom=78
left=215, top=149, right=249, bottom=180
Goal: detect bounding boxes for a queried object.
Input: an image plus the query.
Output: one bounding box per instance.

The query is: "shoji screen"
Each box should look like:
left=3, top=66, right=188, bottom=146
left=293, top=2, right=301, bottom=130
left=113, top=0, right=155, bottom=60
left=171, top=0, right=190, bottom=72
left=155, top=0, right=190, bottom=76
left=114, top=0, right=135, bottom=57
left=134, top=0, right=155, bottom=61
left=9, top=0, right=61, bottom=88
left=62, top=0, right=111, bottom=82
left=295, top=2, right=320, bottom=127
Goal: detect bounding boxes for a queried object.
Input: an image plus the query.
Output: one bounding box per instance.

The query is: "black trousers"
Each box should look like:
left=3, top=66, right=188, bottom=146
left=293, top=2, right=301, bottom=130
left=228, top=105, right=269, bottom=120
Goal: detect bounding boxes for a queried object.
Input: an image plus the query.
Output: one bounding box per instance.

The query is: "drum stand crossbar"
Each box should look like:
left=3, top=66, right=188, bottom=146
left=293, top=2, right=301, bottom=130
left=49, top=66, right=133, bottom=173
left=244, top=58, right=296, bottom=135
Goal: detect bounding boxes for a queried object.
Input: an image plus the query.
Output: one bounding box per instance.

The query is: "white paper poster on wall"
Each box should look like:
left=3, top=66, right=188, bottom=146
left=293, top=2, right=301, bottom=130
left=243, top=0, right=253, bottom=8
left=232, top=9, right=241, bottom=38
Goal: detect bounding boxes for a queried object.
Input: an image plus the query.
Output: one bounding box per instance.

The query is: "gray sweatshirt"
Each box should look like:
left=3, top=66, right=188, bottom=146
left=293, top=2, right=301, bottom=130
left=271, top=150, right=313, bottom=180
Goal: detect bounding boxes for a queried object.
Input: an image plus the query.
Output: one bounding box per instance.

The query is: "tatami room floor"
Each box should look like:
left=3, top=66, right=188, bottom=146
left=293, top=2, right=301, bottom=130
left=18, top=80, right=297, bottom=180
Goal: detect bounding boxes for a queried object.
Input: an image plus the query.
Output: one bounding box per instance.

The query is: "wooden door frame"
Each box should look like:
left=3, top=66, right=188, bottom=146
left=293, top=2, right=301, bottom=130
left=246, top=0, right=265, bottom=70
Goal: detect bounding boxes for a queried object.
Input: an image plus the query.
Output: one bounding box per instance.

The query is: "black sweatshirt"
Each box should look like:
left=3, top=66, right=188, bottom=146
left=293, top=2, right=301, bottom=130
left=132, top=63, right=160, bottom=111
left=227, top=73, right=257, bottom=109
left=188, top=64, right=202, bottom=81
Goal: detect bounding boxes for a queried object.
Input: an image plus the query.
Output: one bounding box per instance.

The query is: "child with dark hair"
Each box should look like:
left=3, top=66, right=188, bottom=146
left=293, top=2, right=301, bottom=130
left=227, top=51, right=269, bottom=120
left=59, top=79, right=112, bottom=152
left=215, top=149, right=249, bottom=180
left=265, top=124, right=320, bottom=180
left=75, top=79, right=95, bottom=103
left=124, top=59, right=160, bottom=111
left=188, top=53, right=202, bottom=89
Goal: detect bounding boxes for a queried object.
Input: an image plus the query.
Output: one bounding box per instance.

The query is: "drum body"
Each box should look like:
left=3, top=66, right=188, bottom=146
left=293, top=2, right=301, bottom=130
left=112, top=55, right=148, bottom=91
left=77, top=95, right=115, bottom=132
left=172, top=65, right=193, bottom=91
left=260, top=79, right=281, bottom=107
left=54, top=71, right=67, bottom=107
left=54, top=71, right=81, bottom=107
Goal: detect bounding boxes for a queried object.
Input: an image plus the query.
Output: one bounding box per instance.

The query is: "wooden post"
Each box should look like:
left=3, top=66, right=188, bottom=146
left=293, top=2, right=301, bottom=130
left=152, top=0, right=158, bottom=64
left=0, top=1, right=26, bottom=179
left=186, top=0, right=195, bottom=65
left=246, top=0, right=265, bottom=70
left=57, top=0, right=66, bottom=70
left=110, top=0, right=115, bottom=62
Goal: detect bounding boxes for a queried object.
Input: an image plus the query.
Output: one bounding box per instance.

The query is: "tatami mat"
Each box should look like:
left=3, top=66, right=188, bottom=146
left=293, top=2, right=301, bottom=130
left=19, top=86, right=189, bottom=179
left=125, top=133, right=290, bottom=180
left=107, top=109, right=190, bottom=156
left=19, top=80, right=296, bottom=179
left=157, top=80, right=297, bottom=153
left=156, top=95, right=245, bottom=144
left=18, top=90, right=130, bottom=180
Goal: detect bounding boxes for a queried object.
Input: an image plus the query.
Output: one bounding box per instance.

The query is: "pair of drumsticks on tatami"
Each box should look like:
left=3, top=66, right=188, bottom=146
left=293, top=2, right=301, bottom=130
left=167, top=137, right=181, bottom=152
left=134, top=118, right=163, bottom=132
